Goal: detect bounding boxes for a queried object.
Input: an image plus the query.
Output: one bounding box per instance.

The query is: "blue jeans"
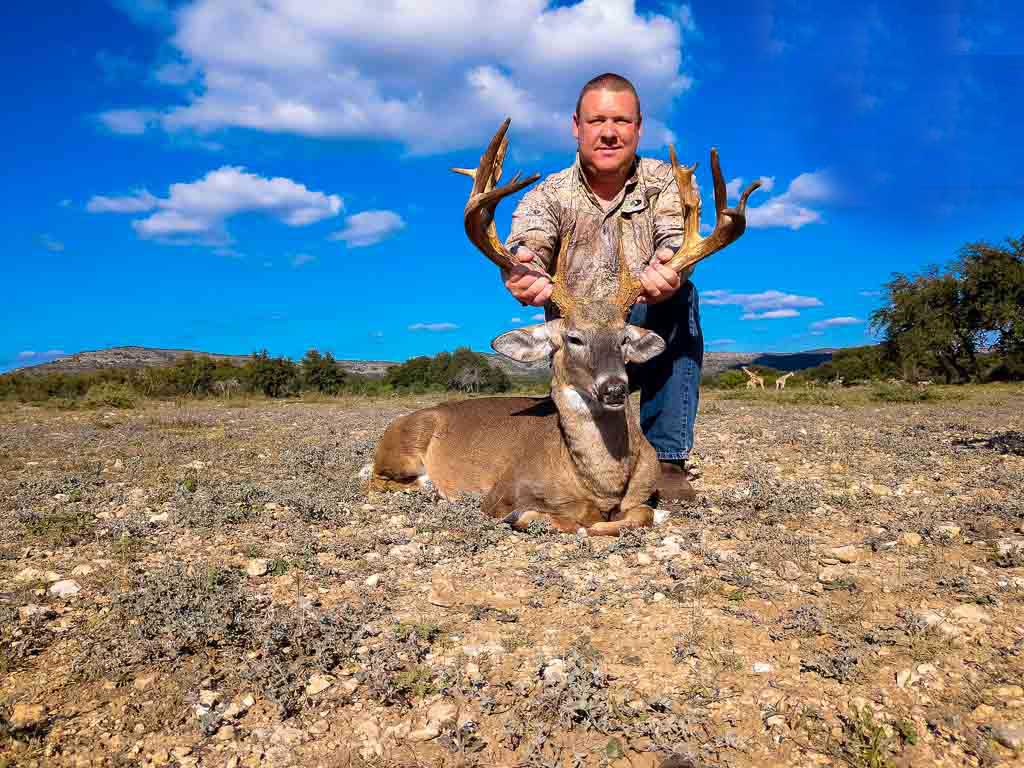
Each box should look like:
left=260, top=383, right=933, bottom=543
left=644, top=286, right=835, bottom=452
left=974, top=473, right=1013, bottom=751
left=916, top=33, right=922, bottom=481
left=626, top=281, right=703, bottom=462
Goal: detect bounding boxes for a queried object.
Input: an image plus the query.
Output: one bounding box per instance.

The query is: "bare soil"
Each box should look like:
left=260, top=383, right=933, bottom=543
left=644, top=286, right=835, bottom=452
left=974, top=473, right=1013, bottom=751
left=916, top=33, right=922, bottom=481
left=2, top=385, right=1023, bottom=767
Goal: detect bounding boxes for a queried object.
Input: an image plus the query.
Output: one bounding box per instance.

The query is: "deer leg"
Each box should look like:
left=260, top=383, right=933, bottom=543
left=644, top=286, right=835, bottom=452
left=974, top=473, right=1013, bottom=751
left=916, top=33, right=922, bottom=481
left=586, top=505, right=656, bottom=536
left=501, top=509, right=582, bottom=534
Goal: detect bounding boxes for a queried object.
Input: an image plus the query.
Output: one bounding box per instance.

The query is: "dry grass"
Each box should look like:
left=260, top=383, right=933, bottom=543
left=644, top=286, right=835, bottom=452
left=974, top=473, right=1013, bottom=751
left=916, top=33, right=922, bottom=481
left=1, top=384, right=1023, bottom=766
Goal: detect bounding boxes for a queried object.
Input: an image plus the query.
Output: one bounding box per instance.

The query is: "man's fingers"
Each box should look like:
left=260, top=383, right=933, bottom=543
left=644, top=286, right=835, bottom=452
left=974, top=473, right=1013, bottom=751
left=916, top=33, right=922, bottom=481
left=514, top=245, right=538, bottom=264
left=533, top=283, right=554, bottom=306
left=654, top=262, right=681, bottom=289
left=522, top=276, right=551, bottom=304
left=639, top=270, right=661, bottom=299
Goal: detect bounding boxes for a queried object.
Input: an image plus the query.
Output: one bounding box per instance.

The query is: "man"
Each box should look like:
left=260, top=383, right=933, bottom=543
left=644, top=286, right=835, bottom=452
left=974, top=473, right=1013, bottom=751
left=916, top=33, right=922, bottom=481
left=503, top=72, right=702, bottom=503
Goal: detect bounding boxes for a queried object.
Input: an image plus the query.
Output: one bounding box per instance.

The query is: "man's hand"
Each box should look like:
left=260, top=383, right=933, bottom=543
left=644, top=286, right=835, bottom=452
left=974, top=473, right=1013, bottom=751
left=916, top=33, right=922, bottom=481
left=504, top=245, right=553, bottom=307
left=637, top=247, right=682, bottom=304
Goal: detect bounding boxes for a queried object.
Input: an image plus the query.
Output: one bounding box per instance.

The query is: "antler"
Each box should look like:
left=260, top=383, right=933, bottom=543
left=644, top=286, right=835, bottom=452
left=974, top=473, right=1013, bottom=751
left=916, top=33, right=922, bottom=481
left=665, top=146, right=761, bottom=275
left=453, top=118, right=541, bottom=271
left=611, top=219, right=643, bottom=313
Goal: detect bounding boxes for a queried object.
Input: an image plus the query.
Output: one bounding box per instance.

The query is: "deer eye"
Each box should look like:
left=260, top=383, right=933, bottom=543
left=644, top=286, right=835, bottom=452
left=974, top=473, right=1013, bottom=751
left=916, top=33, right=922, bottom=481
left=566, top=334, right=584, bottom=347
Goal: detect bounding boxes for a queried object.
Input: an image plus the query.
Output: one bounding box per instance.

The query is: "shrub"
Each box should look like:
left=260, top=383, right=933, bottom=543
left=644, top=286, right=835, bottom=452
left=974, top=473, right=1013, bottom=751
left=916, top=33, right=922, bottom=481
left=82, top=382, right=137, bottom=409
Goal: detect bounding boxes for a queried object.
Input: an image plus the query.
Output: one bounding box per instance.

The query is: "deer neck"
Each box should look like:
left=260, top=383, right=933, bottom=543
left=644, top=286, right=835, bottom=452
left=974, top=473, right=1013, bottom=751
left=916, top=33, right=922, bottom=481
left=552, top=385, right=634, bottom=498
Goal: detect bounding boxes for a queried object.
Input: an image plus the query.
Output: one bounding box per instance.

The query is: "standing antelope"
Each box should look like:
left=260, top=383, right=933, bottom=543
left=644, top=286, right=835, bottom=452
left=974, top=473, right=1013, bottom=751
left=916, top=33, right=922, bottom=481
left=370, top=120, right=759, bottom=535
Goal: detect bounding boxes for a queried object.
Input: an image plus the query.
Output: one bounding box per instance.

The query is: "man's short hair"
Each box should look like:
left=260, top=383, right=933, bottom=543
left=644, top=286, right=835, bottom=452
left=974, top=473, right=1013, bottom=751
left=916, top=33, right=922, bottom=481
left=574, top=73, right=642, bottom=121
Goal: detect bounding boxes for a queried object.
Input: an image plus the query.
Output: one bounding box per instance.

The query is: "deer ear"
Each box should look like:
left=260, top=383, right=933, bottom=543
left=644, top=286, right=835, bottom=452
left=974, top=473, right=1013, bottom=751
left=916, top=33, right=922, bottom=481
left=492, top=323, right=555, bottom=362
left=624, top=326, right=666, bottom=363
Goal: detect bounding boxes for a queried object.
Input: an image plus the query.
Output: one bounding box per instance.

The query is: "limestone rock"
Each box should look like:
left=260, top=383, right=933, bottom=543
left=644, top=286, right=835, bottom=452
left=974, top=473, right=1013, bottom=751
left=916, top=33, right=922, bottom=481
left=245, top=558, right=271, bottom=577
left=11, top=703, right=48, bottom=730
left=898, top=532, right=923, bottom=547
left=951, top=603, right=991, bottom=624
left=777, top=560, right=803, bottom=581
left=306, top=674, right=335, bottom=696
left=991, top=722, right=1024, bottom=751
left=49, top=579, right=81, bottom=597
left=826, top=545, right=861, bottom=563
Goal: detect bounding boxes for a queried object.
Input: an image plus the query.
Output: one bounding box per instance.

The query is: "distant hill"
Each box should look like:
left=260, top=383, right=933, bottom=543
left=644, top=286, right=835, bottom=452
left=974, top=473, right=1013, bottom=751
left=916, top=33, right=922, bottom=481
left=8, top=344, right=835, bottom=381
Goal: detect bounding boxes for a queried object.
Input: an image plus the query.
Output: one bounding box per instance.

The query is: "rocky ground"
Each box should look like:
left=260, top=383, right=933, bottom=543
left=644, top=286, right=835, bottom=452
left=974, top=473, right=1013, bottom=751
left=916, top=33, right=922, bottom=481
left=1, top=385, right=1023, bottom=767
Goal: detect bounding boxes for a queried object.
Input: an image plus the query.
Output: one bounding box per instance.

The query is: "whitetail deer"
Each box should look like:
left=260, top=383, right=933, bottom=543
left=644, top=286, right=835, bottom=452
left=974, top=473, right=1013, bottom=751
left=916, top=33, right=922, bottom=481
left=370, top=119, right=759, bottom=535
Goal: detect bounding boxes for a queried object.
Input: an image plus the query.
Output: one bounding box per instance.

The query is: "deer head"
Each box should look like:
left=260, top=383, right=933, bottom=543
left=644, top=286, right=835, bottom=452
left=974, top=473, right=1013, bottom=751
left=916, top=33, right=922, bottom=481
left=454, top=118, right=760, bottom=412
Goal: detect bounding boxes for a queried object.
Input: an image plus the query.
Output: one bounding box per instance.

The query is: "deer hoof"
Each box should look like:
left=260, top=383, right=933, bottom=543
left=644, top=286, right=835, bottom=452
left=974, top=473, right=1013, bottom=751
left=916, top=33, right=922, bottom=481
left=502, top=510, right=523, bottom=527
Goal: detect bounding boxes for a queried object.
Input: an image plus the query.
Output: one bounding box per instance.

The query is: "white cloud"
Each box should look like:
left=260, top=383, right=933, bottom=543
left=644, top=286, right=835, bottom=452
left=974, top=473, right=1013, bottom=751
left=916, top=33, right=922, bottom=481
left=409, top=322, right=459, bottom=332
left=742, top=309, right=800, bottom=320
left=110, top=0, right=692, bottom=154
left=704, top=289, right=823, bottom=318
left=39, top=234, right=65, bottom=253
left=727, top=175, right=774, bottom=199
left=98, top=109, right=160, bottom=135
left=511, top=316, right=522, bottom=323
left=331, top=210, right=405, bottom=248
left=87, top=190, right=159, bottom=213
left=292, top=253, right=316, bottom=267
left=88, top=167, right=342, bottom=244
left=809, top=316, right=862, bottom=333
left=859, top=290, right=882, bottom=298
left=707, top=338, right=736, bottom=347
left=17, top=349, right=65, bottom=361
left=531, top=312, right=546, bottom=321
left=744, top=170, right=837, bottom=230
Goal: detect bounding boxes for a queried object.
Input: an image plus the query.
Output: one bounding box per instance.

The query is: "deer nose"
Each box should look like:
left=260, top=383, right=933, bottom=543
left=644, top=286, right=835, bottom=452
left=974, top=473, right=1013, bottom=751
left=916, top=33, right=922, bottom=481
left=596, top=378, right=628, bottom=406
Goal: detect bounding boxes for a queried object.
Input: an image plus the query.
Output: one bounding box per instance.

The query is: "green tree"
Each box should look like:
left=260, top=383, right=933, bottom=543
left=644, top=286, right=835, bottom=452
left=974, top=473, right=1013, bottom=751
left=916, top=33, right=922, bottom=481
left=175, top=353, right=216, bottom=395
left=244, top=350, right=300, bottom=397
left=301, top=349, right=345, bottom=394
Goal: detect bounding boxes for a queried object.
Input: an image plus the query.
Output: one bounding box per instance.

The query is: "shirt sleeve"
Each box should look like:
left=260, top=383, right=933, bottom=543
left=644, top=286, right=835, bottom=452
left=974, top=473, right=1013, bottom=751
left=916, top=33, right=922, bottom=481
left=652, top=168, right=700, bottom=282
left=505, top=185, right=560, bottom=276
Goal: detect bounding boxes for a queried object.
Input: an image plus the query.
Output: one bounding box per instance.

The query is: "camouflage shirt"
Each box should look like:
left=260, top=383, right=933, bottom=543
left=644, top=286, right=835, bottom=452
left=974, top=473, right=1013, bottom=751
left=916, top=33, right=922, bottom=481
left=505, top=154, right=698, bottom=317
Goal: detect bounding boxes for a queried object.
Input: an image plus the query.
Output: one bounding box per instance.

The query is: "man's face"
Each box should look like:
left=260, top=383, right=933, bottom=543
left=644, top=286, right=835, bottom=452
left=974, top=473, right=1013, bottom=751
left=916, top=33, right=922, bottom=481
left=573, top=88, right=642, bottom=180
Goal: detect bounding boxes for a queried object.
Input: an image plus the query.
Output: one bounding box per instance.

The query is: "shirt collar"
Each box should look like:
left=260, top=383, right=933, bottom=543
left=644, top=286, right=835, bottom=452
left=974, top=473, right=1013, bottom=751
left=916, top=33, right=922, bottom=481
left=574, top=153, right=642, bottom=211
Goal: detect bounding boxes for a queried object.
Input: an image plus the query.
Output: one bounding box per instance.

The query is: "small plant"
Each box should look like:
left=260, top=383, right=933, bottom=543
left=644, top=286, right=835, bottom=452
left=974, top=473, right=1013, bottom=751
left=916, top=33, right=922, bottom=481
left=840, top=706, right=899, bottom=768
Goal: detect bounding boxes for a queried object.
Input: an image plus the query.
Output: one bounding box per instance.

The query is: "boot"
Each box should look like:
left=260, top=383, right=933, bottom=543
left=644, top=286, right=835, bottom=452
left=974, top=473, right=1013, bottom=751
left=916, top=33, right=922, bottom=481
left=656, top=460, right=697, bottom=504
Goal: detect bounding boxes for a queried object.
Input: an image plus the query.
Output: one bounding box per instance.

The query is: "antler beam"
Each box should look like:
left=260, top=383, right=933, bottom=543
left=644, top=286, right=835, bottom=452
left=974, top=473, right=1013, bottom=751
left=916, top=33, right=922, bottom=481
left=453, top=118, right=541, bottom=271
left=666, top=146, right=761, bottom=275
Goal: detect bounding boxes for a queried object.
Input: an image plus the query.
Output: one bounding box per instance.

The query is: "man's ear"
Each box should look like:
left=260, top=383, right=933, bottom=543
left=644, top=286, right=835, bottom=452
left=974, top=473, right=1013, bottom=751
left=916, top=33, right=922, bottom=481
left=624, top=325, right=665, bottom=364
left=492, top=323, right=556, bottom=363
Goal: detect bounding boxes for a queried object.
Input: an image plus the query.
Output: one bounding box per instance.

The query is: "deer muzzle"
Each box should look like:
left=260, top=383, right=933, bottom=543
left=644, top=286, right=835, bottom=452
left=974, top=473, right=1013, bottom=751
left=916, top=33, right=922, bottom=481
left=595, top=377, right=628, bottom=409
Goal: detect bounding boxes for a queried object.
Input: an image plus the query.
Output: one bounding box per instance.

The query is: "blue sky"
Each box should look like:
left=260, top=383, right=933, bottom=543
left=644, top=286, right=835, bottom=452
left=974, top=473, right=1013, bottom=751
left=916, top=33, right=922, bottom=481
left=4, top=0, right=1022, bottom=372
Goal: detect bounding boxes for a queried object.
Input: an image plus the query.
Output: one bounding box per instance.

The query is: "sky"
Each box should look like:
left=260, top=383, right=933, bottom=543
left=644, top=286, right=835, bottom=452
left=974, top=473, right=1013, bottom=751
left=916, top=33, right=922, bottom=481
left=3, top=0, right=1023, bottom=372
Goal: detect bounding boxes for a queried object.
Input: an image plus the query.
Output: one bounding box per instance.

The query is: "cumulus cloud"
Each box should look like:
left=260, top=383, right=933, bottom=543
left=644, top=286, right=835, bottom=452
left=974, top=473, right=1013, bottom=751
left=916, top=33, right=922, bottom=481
left=331, top=210, right=405, bottom=248
left=859, top=289, right=882, bottom=298
left=741, top=170, right=838, bottom=230
left=531, top=312, right=546, bottom=321
left=107, top=0, right=692, bottom=154
left=707, top=338, right=737, bottom=347
left=809, top=316, right=862, bottom=334
left=409, top=322, right=459, bottom=332
left=88, top=167, right=342, bottom=244
left=511, top=316, right=522, bottom=323
left=39, top=234, right=65, bottom=253
left=727, top=175, right=774, bottom=199
left=704, top=289, right=823, bottom=321
left=291, top=253, right=316, bottom=267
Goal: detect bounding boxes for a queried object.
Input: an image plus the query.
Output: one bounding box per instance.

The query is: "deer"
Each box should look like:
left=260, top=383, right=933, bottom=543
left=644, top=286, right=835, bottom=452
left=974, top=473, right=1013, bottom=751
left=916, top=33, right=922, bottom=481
left=369, top=119, right=759, bottom=535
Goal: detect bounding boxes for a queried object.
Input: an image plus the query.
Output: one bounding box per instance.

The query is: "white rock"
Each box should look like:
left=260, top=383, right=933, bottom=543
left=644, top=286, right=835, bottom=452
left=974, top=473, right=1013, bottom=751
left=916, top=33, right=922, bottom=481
left=245, top=559, right=271, bottom=577
left=71, top=564, right=95, bottom=577
left=49, top=579, right=81, bottom=597
left=777, top=561, right=803, bottom=581
left=543, top=659, right=567, bottom=687
left=306, top=674, right=334, bottom=696
left=389, top=543, right=421, bottom=561
left=636, top=553, right=653, bottom=566
left=898, top=532, right=923, bottom=547
left=752, top=662, right=772, bottom=674
left=935, top=523, right=962, bottom=539
left=826, top=545, right=861, bottom=563
left=408, top=725, right=440, bottom=742
left=817, top=566, right=845, bottom=584
left=364, top=573, right=382, bottom=588
left=149, top=512, right=170, bottom=524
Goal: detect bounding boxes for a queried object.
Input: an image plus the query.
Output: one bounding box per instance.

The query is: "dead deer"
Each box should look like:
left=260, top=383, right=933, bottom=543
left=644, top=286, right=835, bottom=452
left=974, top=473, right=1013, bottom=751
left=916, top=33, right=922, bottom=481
left=369, top=119, right=759, bottom=535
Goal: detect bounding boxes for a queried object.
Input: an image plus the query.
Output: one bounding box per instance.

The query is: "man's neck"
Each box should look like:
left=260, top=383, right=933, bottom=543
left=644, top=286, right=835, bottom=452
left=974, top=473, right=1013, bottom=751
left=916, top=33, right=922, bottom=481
left=584, top=169, right=628, bottom=204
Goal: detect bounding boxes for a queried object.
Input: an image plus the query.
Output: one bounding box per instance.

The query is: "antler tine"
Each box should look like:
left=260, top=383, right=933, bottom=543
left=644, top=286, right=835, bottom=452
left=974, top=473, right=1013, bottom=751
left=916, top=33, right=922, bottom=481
left=664, top=145, right=761, bottom=275
left=548, top=232, right=577, bottom=318
left=453, top=118, right=541, bottom=271
left=612, top=219, right=643, bottom=314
